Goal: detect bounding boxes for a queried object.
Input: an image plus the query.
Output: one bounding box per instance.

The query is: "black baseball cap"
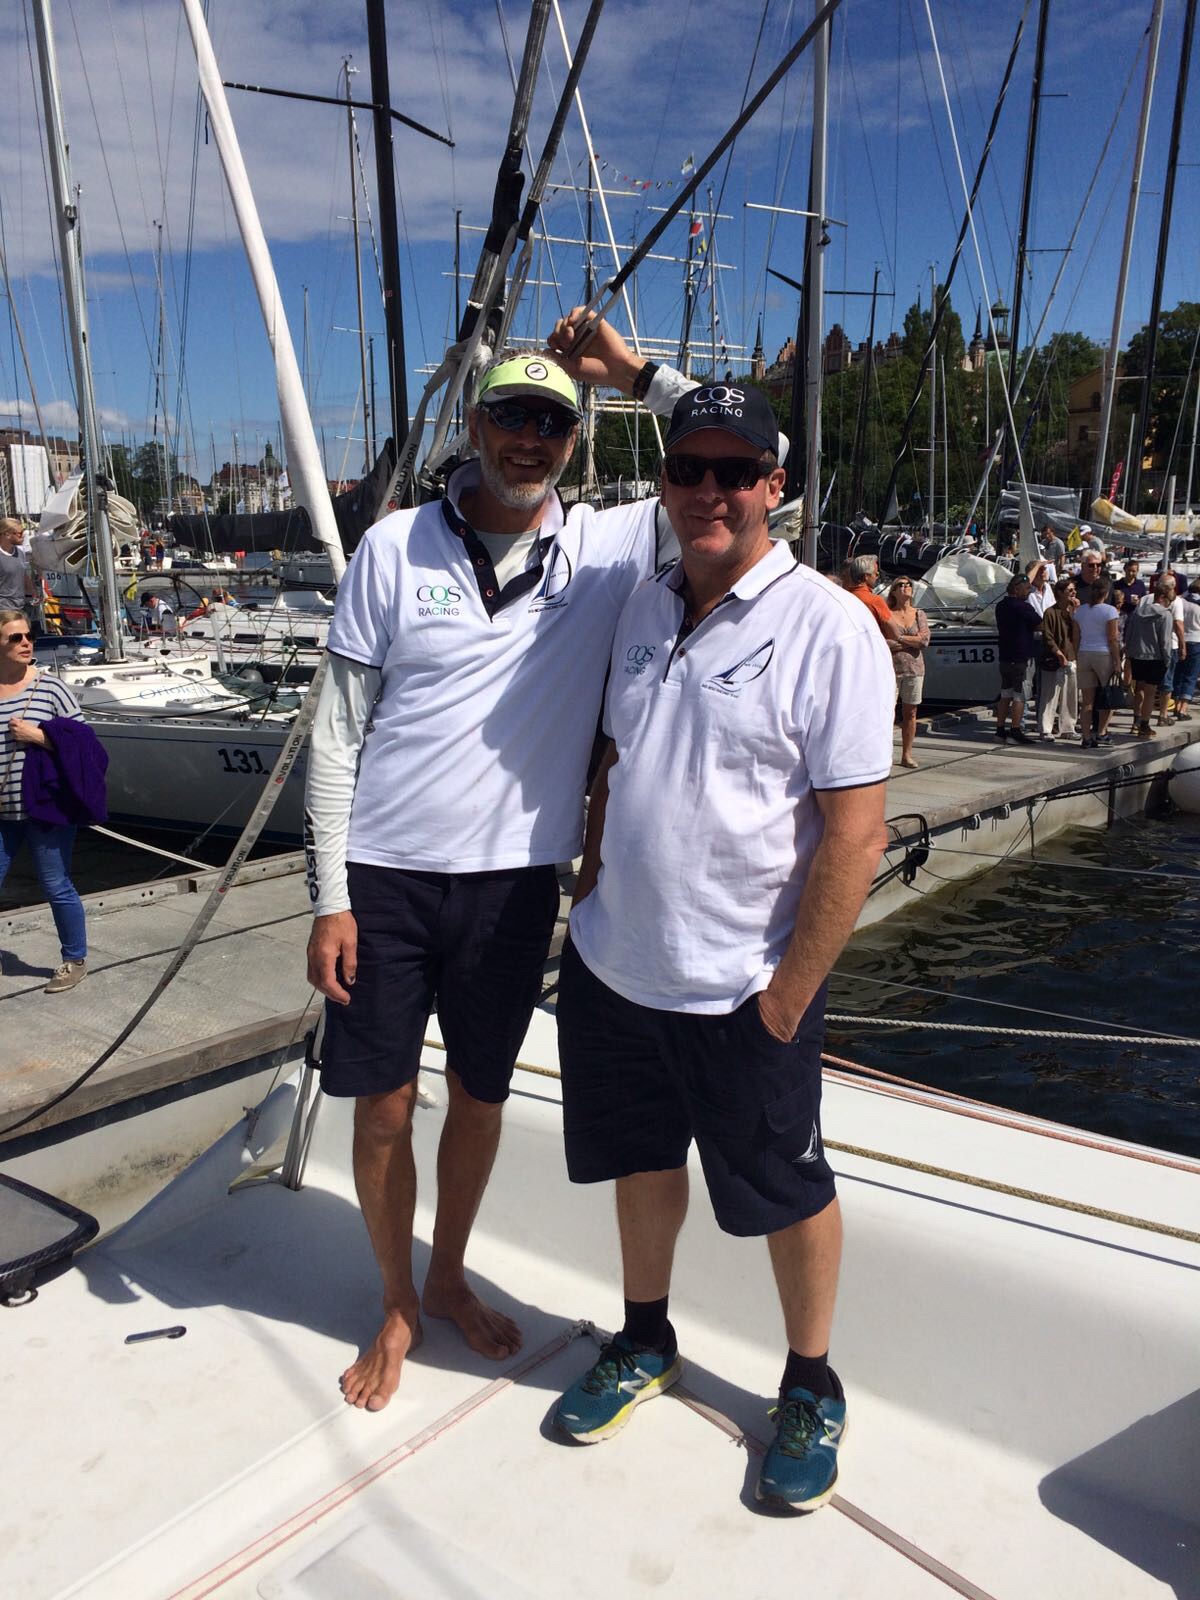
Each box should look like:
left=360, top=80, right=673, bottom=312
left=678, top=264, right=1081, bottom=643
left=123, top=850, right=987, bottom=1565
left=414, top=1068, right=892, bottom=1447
left=664, top=382, right=780, bottom=456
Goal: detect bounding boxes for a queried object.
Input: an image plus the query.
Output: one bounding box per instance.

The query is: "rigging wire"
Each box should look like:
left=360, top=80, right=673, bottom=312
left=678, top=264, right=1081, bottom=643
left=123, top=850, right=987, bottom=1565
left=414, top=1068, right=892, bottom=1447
left=903, top=0, right=962, bottom=251
left=844, top=46, right=894, bottom=294
left=830, top=967, right=1200, bottom=1047
left=944, top=0, right=1011, bottom=292
left=22, top=1, right=74, bottom=416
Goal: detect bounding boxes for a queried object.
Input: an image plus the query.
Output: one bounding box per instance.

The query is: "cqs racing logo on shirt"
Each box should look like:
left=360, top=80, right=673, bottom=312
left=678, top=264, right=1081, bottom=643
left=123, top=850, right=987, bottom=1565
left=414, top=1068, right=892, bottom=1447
left=417, top=580, right=462, bottom=618
left=528, top=546, right=572, bottom=612
left=625, top=643, right=656, bottom=675
left=701, top=638, right=775, bottom=696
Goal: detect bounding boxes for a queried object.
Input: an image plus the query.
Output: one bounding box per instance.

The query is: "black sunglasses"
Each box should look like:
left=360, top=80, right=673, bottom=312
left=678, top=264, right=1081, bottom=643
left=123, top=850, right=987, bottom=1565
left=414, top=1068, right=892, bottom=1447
left=2, top=630, right=32, bottom=644
left=481, top=399, right=577, bottom=439
left=663, top=454, right=773, bottom=491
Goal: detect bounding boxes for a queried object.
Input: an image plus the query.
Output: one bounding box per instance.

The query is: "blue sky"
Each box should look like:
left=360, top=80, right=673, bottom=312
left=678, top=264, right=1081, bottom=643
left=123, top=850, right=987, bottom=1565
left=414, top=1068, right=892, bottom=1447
left=0, top=0, right=1196, bottom=485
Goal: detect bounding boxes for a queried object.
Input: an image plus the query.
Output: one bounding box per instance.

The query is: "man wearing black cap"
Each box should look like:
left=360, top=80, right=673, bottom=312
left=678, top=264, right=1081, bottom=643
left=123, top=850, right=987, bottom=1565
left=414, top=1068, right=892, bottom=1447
left=304, top=337, right=710, bottom=1414
left=548, top=318, right=895, bottom=1512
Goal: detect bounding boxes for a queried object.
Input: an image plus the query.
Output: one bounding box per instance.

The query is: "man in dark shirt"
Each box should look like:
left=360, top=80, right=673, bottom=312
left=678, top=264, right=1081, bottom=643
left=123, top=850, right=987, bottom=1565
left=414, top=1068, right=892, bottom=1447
left=994, top=574, right=1043, bottom=745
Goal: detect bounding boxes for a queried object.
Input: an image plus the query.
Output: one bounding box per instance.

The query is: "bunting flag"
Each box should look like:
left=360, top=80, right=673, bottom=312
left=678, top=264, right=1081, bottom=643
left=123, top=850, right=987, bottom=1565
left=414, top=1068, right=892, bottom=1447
left=689, top=219, right=704, bottom=237
left=585, top=153, right=694, bottom=191
left=681, top=152, right=695, bottom=175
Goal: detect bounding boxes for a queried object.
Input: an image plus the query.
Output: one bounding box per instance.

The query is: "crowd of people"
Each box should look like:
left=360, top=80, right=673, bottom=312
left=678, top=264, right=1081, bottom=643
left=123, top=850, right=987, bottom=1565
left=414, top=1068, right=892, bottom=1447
left=833, top=526, right=1199, bottom=764
left=991, top=532, right=1198, bottom=746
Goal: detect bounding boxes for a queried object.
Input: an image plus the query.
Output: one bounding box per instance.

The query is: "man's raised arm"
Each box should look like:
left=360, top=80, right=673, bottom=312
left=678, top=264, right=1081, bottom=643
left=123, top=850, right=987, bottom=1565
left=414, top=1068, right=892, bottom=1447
left=548, top=309, right=696, bottom=421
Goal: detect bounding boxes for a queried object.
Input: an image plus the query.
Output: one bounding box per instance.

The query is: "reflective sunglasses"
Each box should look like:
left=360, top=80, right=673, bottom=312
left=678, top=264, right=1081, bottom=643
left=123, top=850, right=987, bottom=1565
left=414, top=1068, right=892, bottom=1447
left=2, top=630, right=32, bottom=644
left=663, top=454, right=773, bottom=491
left=480, top=399, right=577, bottom=439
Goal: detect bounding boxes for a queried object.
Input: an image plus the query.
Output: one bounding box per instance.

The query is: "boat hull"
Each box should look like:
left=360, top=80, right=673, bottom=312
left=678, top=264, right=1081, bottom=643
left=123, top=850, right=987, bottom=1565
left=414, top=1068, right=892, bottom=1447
left=922, top=625, right=1002, bottom=704
left=89, top=714, right=306, bottom=840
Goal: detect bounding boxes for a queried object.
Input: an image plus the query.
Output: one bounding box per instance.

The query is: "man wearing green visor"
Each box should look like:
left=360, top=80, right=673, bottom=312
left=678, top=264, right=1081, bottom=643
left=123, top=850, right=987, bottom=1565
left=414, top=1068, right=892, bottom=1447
left=305, top=336, right=698, bottom=1412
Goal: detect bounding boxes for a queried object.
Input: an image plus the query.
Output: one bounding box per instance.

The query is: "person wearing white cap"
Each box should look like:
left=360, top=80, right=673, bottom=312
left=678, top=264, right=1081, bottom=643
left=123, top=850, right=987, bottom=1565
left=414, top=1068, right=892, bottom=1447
left=304, top=340, right=708, bottom=1413
left=547, top=340, right=894, bottom=1512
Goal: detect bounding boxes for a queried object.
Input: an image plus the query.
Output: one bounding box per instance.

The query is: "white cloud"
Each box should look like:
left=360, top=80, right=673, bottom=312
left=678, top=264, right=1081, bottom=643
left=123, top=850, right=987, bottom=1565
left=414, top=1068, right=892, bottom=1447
left=0, top=397, right=143, bottom=433
left=0, top=0, right=809, bottom=280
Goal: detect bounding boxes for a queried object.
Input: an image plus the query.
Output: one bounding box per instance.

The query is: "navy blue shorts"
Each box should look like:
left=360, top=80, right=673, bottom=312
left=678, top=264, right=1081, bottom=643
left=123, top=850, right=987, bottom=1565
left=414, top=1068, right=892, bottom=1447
left=320, top=862, right=560, bottom=1104
left=557, top=941, right=836, bottom=1237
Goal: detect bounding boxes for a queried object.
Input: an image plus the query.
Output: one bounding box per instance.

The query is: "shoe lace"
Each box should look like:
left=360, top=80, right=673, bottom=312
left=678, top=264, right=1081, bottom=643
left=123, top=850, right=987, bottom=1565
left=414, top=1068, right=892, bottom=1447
left=582, top=1340, right=641, bottom=1396
left=768, top=1394, right=820, bottom=1458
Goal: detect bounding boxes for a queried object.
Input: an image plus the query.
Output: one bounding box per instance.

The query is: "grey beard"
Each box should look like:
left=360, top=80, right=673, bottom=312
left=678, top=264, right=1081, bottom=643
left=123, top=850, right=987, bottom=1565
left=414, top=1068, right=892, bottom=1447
left=477, top=444, right=569, bottom=510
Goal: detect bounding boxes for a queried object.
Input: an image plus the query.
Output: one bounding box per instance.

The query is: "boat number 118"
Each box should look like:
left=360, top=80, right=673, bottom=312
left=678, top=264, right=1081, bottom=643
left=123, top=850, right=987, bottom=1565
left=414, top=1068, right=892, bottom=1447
left=217, top=746, right=266, bottom=774
left=955, top=646, right=996, bottom=664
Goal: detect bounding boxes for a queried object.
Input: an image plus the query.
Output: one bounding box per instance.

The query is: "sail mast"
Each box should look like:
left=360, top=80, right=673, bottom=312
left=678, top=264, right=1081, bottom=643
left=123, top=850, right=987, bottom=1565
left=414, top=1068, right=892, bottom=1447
left=1003, top=0, right=1050, bottom=482
left=344, top=59, right=372, bottom=477
left=31, top=0, right=124, bottom=659
left=1089, top=0, right=1164, bottom=513
left=365, top=0, right=409, bottom=458
left=847, top=267, right=879, bottom=517
left=1126, top=0, right=1197, bottom=512
left=801, top=0, right=830, bottom=568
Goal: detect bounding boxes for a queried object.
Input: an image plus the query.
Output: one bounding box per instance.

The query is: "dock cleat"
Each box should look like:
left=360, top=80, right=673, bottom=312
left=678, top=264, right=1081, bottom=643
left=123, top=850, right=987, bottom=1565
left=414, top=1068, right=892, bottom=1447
left=756, top=1375, right=847, bottom=1512
left=554, top=1332, right=682, bottom=1443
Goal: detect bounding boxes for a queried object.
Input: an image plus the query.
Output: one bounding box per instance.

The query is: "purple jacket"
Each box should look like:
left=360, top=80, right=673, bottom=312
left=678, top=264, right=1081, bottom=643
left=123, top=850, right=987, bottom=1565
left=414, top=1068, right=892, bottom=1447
left=21, top=716, right=109, bottom=827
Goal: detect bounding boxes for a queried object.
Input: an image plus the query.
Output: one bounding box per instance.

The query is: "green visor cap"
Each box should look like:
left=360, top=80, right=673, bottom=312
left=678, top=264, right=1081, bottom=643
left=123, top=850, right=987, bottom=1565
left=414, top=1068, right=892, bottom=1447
left=475, top=356, right=582, bottom=419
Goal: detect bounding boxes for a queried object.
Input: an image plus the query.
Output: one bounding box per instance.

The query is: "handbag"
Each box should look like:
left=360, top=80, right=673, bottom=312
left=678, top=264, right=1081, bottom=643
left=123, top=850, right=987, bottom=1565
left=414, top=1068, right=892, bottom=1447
left=1097, top=674, right=1129, bottom=711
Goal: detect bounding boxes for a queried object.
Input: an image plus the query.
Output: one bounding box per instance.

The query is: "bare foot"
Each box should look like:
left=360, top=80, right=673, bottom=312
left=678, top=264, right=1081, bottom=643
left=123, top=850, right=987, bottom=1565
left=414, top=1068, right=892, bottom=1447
left=422, top=1275, right=523, bottom=1360
left=340, top=1304, right=423, bottom=1411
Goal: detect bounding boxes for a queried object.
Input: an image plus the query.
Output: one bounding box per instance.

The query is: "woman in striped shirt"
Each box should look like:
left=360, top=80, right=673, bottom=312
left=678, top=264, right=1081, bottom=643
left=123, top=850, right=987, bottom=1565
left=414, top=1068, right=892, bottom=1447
left=0, top=609, right=89, bottom=992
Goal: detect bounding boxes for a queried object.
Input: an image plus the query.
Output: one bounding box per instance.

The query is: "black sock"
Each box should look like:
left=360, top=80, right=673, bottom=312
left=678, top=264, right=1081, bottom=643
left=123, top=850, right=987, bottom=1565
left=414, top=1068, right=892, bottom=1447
left=621, top=1296, right=674, bottom=1357
left=780, top=1348, right=837, bottom=1401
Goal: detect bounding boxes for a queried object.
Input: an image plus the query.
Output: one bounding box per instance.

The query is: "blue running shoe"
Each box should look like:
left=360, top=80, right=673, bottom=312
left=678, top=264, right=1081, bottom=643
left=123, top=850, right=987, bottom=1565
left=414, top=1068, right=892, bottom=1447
left=756, top=1375, right=847, bottom=1511
left=554, top=1332, right=683, bottom=1443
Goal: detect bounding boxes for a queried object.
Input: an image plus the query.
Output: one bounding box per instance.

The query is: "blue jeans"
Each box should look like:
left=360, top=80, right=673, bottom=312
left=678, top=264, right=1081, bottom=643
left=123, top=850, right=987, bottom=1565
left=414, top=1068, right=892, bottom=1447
left=1172, top=647, right=1200, bottom=705
left=0, top=819, right=87, bottom=963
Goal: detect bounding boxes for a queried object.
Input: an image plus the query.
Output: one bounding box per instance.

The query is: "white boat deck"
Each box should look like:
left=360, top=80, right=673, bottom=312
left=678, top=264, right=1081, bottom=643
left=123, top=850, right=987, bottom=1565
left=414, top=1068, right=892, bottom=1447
left=6, top=1008, right=1198, bottom=1600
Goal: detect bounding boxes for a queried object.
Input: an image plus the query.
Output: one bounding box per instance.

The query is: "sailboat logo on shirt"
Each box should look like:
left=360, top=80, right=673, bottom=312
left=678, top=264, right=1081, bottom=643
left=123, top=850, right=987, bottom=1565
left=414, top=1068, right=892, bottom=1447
left=702, top=638, right=775, bottom=696
left=528, top=545, right=573, bottom=611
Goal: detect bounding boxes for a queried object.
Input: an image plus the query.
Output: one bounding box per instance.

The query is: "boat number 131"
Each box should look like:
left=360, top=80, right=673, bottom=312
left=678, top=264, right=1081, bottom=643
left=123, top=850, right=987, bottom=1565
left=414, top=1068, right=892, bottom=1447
left=218, top=746, right=266, bottom=774
left=955, top=646, right=996, bottom=664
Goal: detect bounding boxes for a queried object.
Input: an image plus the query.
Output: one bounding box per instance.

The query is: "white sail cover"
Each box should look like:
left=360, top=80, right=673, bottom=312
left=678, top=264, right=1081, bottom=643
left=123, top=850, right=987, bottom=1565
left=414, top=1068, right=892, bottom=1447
left=31, top=473, right=140, bottom=572
left=911, top=551, right=1012, bottom=624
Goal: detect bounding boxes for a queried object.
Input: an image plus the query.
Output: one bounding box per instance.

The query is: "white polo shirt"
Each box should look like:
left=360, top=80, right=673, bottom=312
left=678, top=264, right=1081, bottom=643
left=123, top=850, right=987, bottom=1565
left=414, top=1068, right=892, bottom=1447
left=327, top=461, right=659, bottom=875
left=570, top=541, right=895, bottom=1013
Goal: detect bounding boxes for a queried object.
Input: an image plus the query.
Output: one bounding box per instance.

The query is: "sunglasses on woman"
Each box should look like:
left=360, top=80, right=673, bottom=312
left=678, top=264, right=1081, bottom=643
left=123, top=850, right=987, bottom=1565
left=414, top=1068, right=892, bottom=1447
left=2, top=630, right=32, bottom=644
left=480, top=400, right=577, bottom=439
left=663, top=455, right=774, bottom=491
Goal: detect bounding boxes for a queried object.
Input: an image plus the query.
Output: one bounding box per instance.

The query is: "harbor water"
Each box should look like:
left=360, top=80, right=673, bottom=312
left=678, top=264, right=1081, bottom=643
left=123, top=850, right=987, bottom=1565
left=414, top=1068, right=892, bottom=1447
left=830, top=812, right=1200, bottom=1162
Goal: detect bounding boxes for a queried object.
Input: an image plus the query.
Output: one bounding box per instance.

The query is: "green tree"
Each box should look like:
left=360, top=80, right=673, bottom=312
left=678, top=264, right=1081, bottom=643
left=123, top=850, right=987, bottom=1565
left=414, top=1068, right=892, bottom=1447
left=1014, top=329, right=1103, bottom=482
left=1123, top=300, right=1200, bottom=482
left=129, top=440, right=177, bottom=513
left=108, top=442, right=136, bottom=503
